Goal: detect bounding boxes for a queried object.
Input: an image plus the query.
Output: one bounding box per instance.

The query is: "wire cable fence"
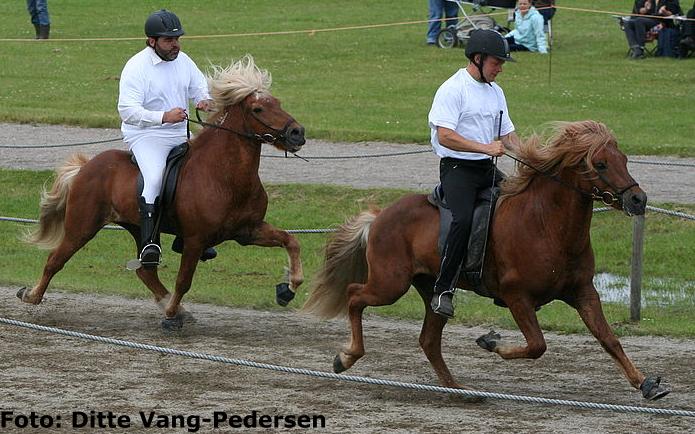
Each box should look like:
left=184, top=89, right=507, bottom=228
left=1, top=138, right=694, bottom=167
left=1, top=317, right=693, bottom=418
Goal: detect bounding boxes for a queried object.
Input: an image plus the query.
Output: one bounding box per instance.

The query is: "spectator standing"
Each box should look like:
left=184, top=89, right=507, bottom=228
left=624, top=0, right=682, bottom=59
left=505, top=0, right=548, bottom=53
left=427, top=0, right=459, bottom=45
left=27, top=0, right=50, bottom=39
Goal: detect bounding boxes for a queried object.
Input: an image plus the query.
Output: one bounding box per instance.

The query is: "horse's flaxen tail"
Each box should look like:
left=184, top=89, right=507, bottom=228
left=25, top=153, right=89, bottom=249
left=302, top=209, right=380, bottom=319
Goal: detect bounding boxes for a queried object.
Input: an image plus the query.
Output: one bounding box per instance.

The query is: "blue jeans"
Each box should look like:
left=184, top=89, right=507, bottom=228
left=27, top=0, right=50, bottom=26
left=427, top=0, right=458, bottom=44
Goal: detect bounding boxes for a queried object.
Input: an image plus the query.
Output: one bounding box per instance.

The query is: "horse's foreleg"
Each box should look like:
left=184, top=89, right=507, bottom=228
left=161, top=247, right=201, bottom=330
left=477, top=297, right=547, bottom=359
left=412, top=277, right=461, bottom=388
left=135, top=267, right=170, bottom=303
left=248, top=221, right=304, bottom=303
left=574, top=289, right=643, bottom=386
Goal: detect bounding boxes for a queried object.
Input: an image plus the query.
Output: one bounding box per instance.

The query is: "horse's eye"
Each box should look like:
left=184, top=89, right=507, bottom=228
left=253, top=107, right=263, bottom=113
left=595, top=161, right=607, bottom=171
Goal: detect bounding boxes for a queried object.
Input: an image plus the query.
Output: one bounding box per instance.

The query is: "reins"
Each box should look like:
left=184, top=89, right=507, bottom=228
left=502, top=151, right=637, bottom=206
left=187, top=106, right=294, bottom=145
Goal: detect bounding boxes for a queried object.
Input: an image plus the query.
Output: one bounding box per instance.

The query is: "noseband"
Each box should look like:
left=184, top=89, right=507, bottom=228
left=591, top=172, right=638, bottom=206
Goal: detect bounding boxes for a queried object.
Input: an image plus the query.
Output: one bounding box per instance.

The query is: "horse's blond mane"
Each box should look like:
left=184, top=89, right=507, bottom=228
left=499, top=120, right=616, bottom=203
left=207, top=54, right=272, bottom=110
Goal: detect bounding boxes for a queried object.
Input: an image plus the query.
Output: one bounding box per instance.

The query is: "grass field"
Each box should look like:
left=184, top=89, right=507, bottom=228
left=1, top=170, right=694, bottom=336
left=0, top=0, right=693, bottom=155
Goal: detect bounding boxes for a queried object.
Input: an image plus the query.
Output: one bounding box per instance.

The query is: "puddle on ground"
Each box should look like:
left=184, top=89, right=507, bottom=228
left=594, top=273, right=695, bottom=306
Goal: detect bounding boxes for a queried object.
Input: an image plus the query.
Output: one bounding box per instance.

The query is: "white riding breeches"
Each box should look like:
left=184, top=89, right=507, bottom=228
left=128, top=135, right=184, bottom=203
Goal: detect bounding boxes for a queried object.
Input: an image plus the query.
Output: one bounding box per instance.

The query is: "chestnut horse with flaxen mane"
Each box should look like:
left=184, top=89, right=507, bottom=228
left=19, top=55, right=305, bottom=330
left=303, top=120, right=670, bottom=400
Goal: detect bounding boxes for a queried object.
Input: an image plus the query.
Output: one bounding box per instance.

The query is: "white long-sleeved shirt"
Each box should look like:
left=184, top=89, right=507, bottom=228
left=118, top=46, right=210, bottom=140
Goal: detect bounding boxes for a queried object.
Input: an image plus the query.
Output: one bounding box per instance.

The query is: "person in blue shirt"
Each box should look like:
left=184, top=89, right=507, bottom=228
left=505, top=0, right=548, bottom=53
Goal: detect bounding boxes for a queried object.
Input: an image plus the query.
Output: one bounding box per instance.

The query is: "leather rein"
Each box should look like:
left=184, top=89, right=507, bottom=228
left=187, top=105, right=296, bottom=145
left=503, top=152, right=638, bottom=206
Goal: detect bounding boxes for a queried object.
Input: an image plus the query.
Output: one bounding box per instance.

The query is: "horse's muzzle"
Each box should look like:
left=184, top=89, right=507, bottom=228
left=285, top=125, right=305, bottom=152
left=622, top=188, right=647, bottom=216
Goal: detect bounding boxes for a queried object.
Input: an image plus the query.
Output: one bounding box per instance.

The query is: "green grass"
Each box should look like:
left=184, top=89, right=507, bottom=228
left=0, top=0, right=693, bottom=155
left=1, top=170, right=694, bottom=336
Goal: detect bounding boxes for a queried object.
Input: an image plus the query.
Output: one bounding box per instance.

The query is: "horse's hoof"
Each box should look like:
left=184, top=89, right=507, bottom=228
left=161, top=317, right=183, bottom=332
left=16, top=287, right=27, bottom=301
left=475, top=330, right=501, bottom=352
left=640, top=376, right=671, bottom=400
left=275, top=282, right=295, bottom=307
left=333, top=354, right=348, bottom=373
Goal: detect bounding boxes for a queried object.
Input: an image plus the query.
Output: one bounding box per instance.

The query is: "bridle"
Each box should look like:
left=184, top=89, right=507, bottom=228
left=187, top=101, right=296, bottom=146
left=504, top=152, right=639, bottom=207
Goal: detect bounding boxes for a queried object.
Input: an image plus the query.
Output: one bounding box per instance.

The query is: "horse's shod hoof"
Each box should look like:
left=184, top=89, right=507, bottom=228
left=275, top=282, right=295, bottom=307
left=16, top=287, right=27, bottom=301
left=333, top=354, right=347, bottom=373
left=640, top=376, right=671, bottom=400
left=475, top=330, right=501, bottom=352
left=161, top=317, right=183, bottom=332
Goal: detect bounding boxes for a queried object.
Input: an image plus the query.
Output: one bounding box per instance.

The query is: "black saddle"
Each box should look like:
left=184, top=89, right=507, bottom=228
left=131, top=142, right=189, bottom=234
left=427, top=183, right=500, bottom=289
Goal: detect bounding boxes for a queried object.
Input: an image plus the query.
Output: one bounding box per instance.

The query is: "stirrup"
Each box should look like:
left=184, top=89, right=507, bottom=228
left=431, top=290, right=455, bottom=319
left=139, top=243, right=162, bottom=266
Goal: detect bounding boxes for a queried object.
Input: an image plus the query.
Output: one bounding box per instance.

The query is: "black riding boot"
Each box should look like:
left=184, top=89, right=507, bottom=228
left=171, top=236, right=218, bottom=262
left=138, top=197, right=161, bottom=267
left=33, top=24, right=40, bottom=39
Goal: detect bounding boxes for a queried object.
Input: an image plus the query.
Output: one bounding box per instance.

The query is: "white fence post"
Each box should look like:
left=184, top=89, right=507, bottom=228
left=630, top=214, right=645, bottom=322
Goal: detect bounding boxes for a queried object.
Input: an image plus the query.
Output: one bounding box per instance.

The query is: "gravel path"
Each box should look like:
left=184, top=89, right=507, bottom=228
left=1, top=123, right=693, bottom=203
left=1, top=123, right=694, bottom=433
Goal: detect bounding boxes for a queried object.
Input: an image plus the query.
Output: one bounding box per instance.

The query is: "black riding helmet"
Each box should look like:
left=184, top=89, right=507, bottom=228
left=145, top=9, right=185, bottom=38
left=465, top=29, right=514, bottom=85
left=465, top=29, right=515, bottom=62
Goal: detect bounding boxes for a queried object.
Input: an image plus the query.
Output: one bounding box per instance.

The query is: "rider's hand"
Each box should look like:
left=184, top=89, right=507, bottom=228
left=196, top=99, right=213, bottom=112
left=486, top=140, right=505, bottom=157
left=162, top=107, right=187, bottom=124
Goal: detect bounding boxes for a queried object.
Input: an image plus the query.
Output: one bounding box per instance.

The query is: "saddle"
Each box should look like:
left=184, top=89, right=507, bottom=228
left=427, top=183, right=500, bottom=290
left=131, top=142, right=189, bottom=234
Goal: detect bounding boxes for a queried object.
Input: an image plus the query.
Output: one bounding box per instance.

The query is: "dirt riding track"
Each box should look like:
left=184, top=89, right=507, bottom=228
left=1, top=286, right=694, bottom=433
left=1, top=124, right=695, bottom=433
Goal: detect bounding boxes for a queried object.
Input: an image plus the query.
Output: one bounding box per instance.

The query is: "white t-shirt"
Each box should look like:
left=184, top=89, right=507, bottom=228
left=428, top=68, right=514, bottom=160
left=118, top=47, right=210, bottom=142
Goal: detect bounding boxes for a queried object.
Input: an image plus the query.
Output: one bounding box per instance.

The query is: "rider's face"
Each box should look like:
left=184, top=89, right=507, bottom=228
left=149, top=36, right=180, bottom=61
left=477, top=55, right=505, bottom=82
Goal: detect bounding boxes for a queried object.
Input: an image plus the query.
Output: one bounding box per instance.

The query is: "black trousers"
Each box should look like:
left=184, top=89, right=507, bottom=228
left=434, top=157, right=498, bottom=292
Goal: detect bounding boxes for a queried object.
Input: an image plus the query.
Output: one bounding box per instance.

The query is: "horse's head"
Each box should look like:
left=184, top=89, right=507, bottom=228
left=239, top=92, right=305, bottom=153
left=207, top=55, right=305, bottom=153
left=572, top=122, right=647, bottom=216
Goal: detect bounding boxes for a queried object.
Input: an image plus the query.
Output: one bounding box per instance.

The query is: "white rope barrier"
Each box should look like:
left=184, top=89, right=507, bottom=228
left=1, top=316, right=693, bottom=417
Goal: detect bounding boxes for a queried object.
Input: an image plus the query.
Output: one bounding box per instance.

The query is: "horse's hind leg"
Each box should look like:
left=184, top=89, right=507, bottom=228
left=19, top=207, right=105, bottom=304
left=571, top=286, right=669, bottom=400
left=412, top=275, right=461, bottom=388
left=476, top=296, right=548, bottom=360
left=334, top=273, right=411, bottom=373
